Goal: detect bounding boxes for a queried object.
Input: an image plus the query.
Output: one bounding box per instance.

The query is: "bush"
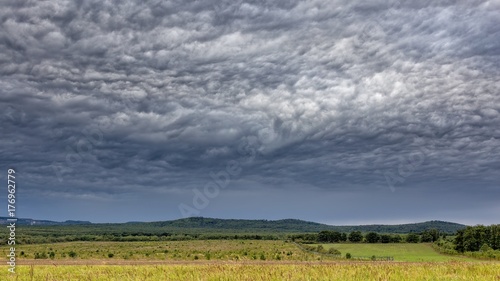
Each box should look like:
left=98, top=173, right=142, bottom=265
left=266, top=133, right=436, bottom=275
left=68, top=251, right=77, bottom=258
left=480, top=243, right=492, bottom=252
left=108, top=253, right=114, bottom=258
left=327, top=248, right=341, bottom=255
left=345, top=253, right=351, bottom=259
left=34, top=252, right=48, bottom=259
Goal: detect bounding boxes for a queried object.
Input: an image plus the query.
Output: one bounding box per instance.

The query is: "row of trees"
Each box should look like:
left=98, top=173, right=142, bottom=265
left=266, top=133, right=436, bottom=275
left=455, top=225, right=500, bottom=252
left=315, top=229, right=443, bottom=243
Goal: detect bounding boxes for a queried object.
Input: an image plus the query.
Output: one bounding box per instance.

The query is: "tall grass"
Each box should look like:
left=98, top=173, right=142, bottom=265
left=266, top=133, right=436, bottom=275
left=1, top=263, right=499, bottom=281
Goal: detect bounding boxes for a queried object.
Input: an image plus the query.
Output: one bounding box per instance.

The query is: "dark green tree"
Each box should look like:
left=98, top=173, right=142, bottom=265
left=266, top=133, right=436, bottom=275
left=365, top=232, right=380, bottom=243
left=421, top=232, right=434, bottom=242
left=340, top=233, right=347, bottom=242
left=406, top=233, right=420, bottom=243
left=391, top=234, right=402, bottom=243
left=317, top=231, right=332, bottom=243
left=317, top=231, right=342, bottom=243
left=348, top=231, right=363, bottom=243
left=380, top=234, right=391, bottom=243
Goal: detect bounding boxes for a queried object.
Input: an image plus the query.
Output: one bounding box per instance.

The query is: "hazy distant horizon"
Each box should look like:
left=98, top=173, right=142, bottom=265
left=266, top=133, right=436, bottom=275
left=4, top=213, right=480, bottom=226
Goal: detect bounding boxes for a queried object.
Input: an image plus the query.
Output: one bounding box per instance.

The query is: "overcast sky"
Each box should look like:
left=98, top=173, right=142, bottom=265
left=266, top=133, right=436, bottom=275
left=1, top=0, right=499, bottom=225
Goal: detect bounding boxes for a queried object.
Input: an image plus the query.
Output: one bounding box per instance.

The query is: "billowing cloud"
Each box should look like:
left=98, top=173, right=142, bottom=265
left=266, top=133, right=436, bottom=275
left=1, top=0, right=499, bottom=223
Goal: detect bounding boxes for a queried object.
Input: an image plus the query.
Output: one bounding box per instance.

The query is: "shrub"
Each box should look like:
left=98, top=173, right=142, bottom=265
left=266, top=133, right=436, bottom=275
left=68, top=251, right=77, bottom=258
left=327, top=248, right=341, bottom=255
left=35, top=252, right=48, bottom=259
left=345, top=253, right=351, bottom=259
left=108, top=253, right=114, bottom=258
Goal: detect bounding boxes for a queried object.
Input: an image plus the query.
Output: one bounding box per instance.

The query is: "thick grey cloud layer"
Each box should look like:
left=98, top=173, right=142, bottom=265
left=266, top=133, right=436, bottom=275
left=1, top=0, right=499, bottom=223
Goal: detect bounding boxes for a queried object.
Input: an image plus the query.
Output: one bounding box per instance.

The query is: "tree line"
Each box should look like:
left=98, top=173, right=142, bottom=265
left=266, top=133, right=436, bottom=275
left=454, top=225, right=500, bottom=252
left=290, top=229, right=443, bottom=244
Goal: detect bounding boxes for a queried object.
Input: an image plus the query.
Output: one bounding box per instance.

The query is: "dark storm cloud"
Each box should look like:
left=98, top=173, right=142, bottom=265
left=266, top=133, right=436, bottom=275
left=1, top=0, right=499, bottom=222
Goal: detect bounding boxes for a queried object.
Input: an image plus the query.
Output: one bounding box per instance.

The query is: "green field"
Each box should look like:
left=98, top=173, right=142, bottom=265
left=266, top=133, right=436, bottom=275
left=317, top=243, right=477, bottom=262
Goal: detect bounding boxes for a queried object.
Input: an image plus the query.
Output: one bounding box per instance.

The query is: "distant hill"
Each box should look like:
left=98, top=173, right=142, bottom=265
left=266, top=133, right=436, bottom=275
left=0, top=216, right=466, bottom=234
left=0, top=217, right=91, bottom=226
left=145, top=217, right=466, bottom=234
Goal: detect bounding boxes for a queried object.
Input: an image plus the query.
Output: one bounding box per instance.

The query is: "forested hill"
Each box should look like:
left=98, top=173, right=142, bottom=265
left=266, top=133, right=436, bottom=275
left=0, top=216, right=466, bottom=234
left=146, top=217, right=465, bottom=234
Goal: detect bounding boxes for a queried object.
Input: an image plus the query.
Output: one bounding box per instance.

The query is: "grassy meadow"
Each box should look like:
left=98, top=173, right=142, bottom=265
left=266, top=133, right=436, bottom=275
left=3, top=240, right=335, bottom=262
left=316, top=243, right=477, bottom=262
left=2, top=240, right=499, bottom=280
left=1, top=263, right=500, bottom=281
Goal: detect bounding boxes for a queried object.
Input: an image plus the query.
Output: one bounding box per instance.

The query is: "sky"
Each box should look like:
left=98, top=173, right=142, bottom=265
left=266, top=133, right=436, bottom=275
left=0, top=0, right=499, bottom=225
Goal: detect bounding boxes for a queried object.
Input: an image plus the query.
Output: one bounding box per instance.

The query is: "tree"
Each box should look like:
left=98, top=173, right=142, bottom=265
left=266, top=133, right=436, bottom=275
left=421, top=229, right=440, bottom=242
left=455, top=229, right=465, bottom=252
left=380, top=234, right=391, bottom=243
left=340, top=233, right=347, bottom=242
left=331, top=231, right=342, bottom=242
left=406, top=233, right=420, bottom=243
left=455, top=225, right=500, bottom=252
left=391, top=234, right=402, bottom=243
left=421, top=232, right=434, bottom=242
left=365, top=232, right=380, bottom=243
left=317, top=231, right=332, bottom=243
left=348, top=231, right=363, bottom=243
left=317, top=231, right=342, bottom=243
